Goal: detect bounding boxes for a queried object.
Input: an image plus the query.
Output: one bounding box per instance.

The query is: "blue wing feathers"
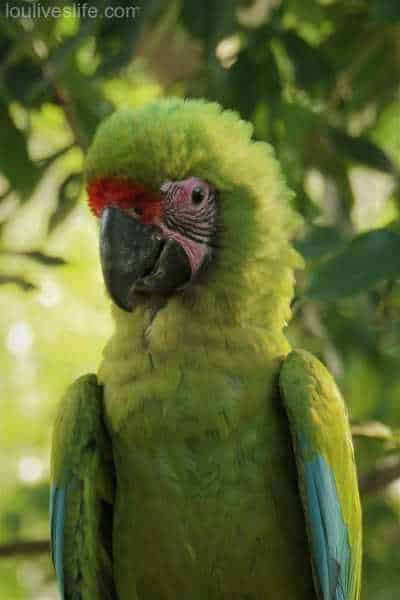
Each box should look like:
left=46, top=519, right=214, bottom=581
left=303, top=455, right=352, bottom=600
left=50, top=484, right=66, bottom=599
left=280, top=351, right=361, bottom=599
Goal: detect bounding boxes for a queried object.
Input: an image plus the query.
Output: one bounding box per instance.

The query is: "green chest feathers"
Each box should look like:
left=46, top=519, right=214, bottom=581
left=105, top=381, right=316, bottom=600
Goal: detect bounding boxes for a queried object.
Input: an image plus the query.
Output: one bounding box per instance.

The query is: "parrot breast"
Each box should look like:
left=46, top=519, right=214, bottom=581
left=99, top=304, right=316, bottom=600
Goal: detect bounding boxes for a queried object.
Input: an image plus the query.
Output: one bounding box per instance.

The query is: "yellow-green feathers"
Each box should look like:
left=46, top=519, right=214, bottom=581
left=50, top=98, right=361, bottom=600
left=86, top=98, right=302, bottom=330
left=280, top=351, right=362, bottom=599
left=86, top=98, right=303, bottom=433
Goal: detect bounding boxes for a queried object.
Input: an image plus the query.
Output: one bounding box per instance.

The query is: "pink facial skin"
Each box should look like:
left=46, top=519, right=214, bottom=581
left=159, top=177, right=218, bottom=277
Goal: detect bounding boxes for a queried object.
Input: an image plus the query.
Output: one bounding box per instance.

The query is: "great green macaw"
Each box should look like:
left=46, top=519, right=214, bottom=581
left=50, top=98, right=362, bottom=600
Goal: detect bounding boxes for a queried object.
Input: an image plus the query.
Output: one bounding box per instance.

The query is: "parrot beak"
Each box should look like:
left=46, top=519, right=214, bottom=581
left=100, top=207, right=192, bottom=311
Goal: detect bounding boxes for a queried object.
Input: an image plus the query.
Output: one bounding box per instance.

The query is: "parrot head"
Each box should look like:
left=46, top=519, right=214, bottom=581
left=87, top=174, right=218, bottom=310
left=85, top=98, right=302, bottom=338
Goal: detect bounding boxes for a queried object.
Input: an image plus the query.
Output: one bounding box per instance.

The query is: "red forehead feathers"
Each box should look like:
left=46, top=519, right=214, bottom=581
left=87, top=178, right=162, bottom=224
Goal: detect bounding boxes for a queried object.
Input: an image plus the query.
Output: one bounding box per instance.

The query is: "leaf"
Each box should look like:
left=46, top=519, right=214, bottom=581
left=4, top=58, right=48, bottom=107
left=328, top=128, right=396, bottom=174
left=181, top=0, right=238, bottom=48
left=37, top=144, right=75, bottom=170
left=282, top=31, right=332, bottom=91
left=283, top=0, right=328, bottom=40
left=0, top=250, right=66, bottom=266
left=0, top=274, right=36, bottom=291
left=48, top=173, right=82, bottom=233
left=321, top=22, right=400, bottom=115
left=306, top=228, right=400, bottom=300
left=95, top=0, right=152, bottom=76
left=295, top=225, right=347, bottom=260
left=272, top=101, right=318, bottom=187
left=219, top=44, right=281, bottom=120
left=26, top=16, right=99, bottom=104
left=290, top=185, right=321, bottom=221
left=369, top=0, right=400, bottom=23
left=0, top=100, right=41, bottom=198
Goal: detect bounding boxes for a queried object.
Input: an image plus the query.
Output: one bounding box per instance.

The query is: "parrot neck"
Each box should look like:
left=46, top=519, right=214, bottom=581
left=105, top=288, right=291, bottom=364
left=99, top=289, right=292, bottom=435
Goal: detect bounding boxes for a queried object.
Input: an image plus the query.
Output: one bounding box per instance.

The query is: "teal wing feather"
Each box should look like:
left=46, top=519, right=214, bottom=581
left=279, top=350, right=362, bottom=600
left=50, top=485, right=66, bottom=595
left=50, top=374, right=116, bottom=600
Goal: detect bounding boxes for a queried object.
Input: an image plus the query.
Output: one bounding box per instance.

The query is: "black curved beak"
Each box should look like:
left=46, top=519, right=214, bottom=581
left=100, top=207, right=192, bottom=311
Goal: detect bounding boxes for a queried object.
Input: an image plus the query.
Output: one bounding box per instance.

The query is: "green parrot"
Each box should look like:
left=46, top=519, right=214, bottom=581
left=50, top=98, right=362, bottom=600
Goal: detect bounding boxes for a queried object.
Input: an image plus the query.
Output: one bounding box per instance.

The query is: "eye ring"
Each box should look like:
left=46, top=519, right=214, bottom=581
left=191, top=186, right=205, bottom=205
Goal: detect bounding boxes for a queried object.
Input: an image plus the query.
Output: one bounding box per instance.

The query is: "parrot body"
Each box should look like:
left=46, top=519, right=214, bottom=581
left=50, top=99, right=362, bottom=599
left=99, top=310, right=314, bottom=600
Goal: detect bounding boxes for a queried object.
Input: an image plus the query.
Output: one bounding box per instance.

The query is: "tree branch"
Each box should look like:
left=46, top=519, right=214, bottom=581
left=351, top=420, right=394, bottom=441
left=0, top=539, right=49, bottom=558
left=359, top=455, right=400, bottom=496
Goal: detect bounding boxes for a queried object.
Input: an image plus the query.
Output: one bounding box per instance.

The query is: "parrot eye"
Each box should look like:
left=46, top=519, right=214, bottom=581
left=191, top=187, right=205, bottom=205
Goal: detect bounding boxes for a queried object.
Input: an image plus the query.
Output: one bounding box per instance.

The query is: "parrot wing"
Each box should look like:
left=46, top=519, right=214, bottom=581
left=50, top=374, right=116, bottom=599
left=279, top=350, right=362, bottom=600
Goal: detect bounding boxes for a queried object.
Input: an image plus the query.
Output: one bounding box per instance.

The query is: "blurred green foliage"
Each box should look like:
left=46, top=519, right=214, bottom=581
left=0, top=1, right=400, bottom=598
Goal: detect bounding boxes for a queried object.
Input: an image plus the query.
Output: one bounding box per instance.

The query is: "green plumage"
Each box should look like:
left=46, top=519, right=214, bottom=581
left=51, top=98, right=361, bottom=599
